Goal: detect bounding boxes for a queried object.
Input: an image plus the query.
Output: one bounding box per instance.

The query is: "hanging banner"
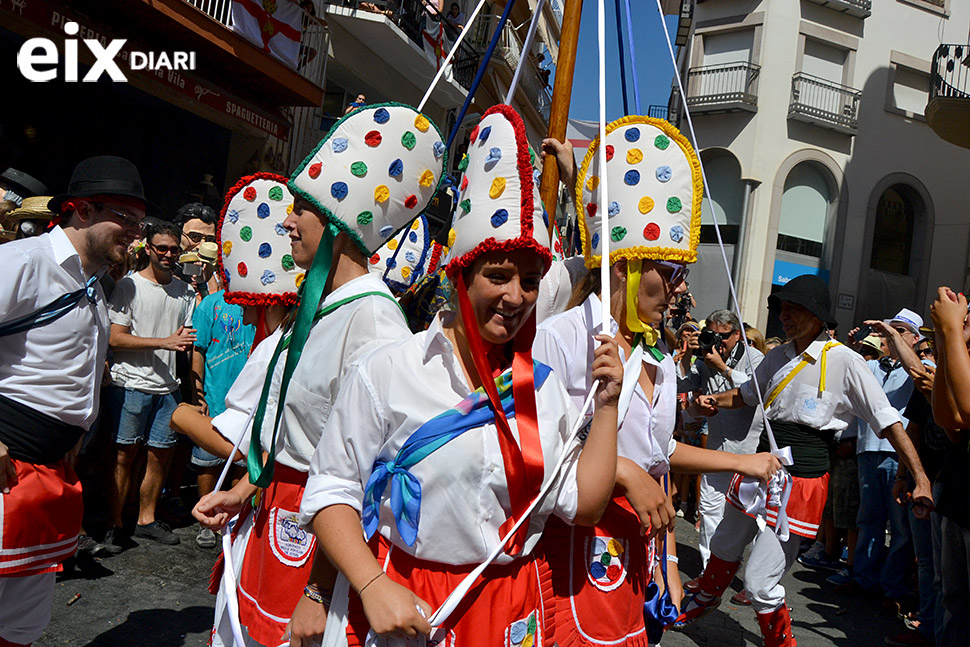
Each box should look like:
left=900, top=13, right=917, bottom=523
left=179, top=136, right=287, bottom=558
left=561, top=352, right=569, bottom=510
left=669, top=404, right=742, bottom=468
left=231, top=0, right=304, bottom=69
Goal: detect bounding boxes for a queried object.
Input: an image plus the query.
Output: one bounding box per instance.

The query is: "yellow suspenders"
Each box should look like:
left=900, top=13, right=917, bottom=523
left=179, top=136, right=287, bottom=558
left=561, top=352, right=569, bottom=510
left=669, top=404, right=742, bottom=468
left=764, top=341, right=841, bottom=409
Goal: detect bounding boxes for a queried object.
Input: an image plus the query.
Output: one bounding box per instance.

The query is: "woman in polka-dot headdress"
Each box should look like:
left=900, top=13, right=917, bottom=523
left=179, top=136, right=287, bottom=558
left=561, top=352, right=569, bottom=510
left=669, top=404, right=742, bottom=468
left=298, top=105, right=625, bottom=647
left=533, top=115, right=780, bottom=647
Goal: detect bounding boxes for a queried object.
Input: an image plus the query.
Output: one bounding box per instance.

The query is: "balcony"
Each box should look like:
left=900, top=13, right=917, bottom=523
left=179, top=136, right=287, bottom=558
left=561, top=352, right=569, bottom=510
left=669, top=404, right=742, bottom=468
left=471, top=14, right=553, bottom=121
left=803, top=0, right=872, bottom=18
left=788, top=73, right=861, bottom=135
left=686, top=62, right=760, bottom=113
left=926, top=44, right=970, bottom=149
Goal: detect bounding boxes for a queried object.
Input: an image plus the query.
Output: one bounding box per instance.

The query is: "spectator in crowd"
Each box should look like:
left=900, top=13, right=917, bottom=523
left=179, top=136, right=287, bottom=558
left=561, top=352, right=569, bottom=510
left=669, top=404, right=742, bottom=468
left=744, top=323, right=768, bottom=354
left=104, top=220, right=197, bottom=551
left=0, top=156, right=147, bottom=646
left=174, top=203, right=219, bottom=298
left=3, top=196, right=55, bottom=240
left=678, top=310, right=765, bottom=582
left=0, top=167, right=48, bottom=207
left=444, top=1, right=464, bottom=29
left=188, top=286, right=255, bottom=549
left=928, top=287, right=970, bottom=647
left=859, top=334, right=883, bottom=361
left=838, top=310, right=924, bottom=610
left=764, top=336, right=784, bottom=351
left=344, top=93, right=367, bottom=115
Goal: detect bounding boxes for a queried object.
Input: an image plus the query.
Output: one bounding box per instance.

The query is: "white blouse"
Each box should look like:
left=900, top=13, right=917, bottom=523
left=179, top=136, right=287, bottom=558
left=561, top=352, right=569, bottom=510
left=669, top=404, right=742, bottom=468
left=299, top=312, right=583, bottom=565
left=534, top=293, right=677, bottom=478
left=212, top=273, right=411, bottom=472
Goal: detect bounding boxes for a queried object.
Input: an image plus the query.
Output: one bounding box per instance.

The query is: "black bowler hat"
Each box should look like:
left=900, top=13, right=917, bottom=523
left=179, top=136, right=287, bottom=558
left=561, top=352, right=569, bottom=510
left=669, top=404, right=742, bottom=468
left=768, top=274, right=837, bottom=326
left=0, top=168, right=48, bottom=200
left=49, top=156, right=159, bottom=217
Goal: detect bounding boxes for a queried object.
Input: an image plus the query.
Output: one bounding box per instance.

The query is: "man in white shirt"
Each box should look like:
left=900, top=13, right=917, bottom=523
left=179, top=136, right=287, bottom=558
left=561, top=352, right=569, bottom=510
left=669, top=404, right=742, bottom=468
left=0, top=155, right=149, bottom=647
left=104, top=219, right=196, bottom=550
left=675, top=275, right=933, bottom=647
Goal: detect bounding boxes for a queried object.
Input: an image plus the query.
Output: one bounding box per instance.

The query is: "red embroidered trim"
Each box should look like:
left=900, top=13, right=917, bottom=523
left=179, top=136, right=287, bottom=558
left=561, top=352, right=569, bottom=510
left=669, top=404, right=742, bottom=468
left=426, top=242, right=444, bottom=274
left=446, top=104, right=552, bottom=279
left=217, top=172, right=299, bottom=307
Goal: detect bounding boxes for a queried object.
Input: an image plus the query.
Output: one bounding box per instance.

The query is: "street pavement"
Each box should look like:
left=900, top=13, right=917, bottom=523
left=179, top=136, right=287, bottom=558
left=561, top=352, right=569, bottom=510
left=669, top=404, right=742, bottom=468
left=38, top=518, right=907, bottom=647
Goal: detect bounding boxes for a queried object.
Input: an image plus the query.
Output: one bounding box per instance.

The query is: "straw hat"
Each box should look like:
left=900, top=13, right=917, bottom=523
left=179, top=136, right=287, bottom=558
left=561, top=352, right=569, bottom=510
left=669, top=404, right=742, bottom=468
left=5, top=195, right=56, bottom=221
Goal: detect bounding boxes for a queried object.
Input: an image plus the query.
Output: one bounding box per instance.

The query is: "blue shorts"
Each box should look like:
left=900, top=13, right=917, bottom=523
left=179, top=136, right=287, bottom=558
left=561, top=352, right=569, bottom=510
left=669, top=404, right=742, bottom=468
left=191, top=444, right=225, bottom=468
left=107, top=386, right=180, bottom=449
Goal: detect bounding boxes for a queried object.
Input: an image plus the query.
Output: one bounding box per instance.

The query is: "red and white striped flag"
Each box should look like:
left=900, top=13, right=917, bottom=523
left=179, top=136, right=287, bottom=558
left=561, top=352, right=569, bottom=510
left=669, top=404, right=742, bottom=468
left=232, top=0, right=304, bottom=69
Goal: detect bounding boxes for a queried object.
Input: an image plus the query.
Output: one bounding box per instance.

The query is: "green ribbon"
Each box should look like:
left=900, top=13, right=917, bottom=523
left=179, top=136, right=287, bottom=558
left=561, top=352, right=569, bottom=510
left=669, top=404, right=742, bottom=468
left=248, top=223, right=337, bottom=487
left=633, top=332, right=665, bottom=362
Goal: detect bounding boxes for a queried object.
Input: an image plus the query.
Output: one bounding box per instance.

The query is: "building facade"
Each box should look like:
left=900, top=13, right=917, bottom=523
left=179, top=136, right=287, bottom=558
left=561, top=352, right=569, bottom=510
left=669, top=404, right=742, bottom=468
left=678, top=0, right=970, bottom=336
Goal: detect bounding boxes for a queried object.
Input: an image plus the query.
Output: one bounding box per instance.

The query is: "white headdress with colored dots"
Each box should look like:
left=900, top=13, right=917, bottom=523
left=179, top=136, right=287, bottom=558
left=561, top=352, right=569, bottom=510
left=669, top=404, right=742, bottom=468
left=289, top=103, right=447, bottom=257
left=368, top=214, right=434, bottom=295
left=447, top=104, right=552, bottom=278
left=577, top=115, right=702, bottom=268
left=217, top=172, right=300, bottom=307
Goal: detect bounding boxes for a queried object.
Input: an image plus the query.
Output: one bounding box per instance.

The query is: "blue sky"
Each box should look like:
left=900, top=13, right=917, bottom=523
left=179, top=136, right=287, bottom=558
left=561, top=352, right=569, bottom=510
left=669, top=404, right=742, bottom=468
left=562, top=3, right=681, bottom=121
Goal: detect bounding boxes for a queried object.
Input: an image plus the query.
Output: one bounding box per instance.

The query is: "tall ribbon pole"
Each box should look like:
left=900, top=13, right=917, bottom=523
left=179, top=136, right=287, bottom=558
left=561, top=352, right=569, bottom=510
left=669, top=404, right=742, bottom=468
left=539, top=0, right=584, bottom=233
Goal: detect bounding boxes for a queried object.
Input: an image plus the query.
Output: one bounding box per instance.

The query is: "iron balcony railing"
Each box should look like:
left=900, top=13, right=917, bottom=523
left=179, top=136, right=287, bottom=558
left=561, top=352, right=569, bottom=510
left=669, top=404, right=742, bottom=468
left=471, top=14, right=552, bottom=120
left=183, top=0, right=328, bottom=88
left=802, top=0, right=871, bottom=18
left=931, top=43, right=970, bottom=101
left=788, top=72, right=862, bottom=135
left=647, top=104, right=669, bottom=121
left=686, top=61, right=760, bottom=112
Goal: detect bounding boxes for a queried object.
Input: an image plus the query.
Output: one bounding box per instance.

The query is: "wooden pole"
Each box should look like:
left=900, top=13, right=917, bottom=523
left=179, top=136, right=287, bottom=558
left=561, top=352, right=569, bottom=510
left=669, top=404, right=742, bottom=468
left=540, top=0, right=584, bottom=237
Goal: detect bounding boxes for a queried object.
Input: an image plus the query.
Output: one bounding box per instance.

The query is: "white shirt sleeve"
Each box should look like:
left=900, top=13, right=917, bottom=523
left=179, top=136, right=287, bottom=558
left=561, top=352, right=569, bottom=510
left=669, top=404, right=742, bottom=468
left=300, top=363, right=388, bottom=527
left=108, top=277, right=135, bottom=327
left=211, top=330, right=282, bottom=451
left=842, top=354, right=902, bottom=438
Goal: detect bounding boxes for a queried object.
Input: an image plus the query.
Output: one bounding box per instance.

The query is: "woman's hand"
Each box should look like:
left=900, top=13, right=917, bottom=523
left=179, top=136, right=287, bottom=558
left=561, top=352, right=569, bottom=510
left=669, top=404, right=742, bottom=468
left=617, top=459, right=675, bottom=539
left=592, top=334, right=623, bottom=408
left=931, top=287, right=967, bottom=335
left=285, top=593, right=328, bottom=647
left=735, top=452, right=782, bottom=483
left=360, top=574, right=433, bottom=638
left=193, top=490, right=245, bottom=530
left=541, top=137, right=577, bottom=192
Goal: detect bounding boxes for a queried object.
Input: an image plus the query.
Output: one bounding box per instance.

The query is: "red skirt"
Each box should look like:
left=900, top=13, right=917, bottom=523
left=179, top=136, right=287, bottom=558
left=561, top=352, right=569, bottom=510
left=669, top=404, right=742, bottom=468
left=0, top=459, right=83, bottom=576
left=346, top=535, right=552, bottom=647
left=727, top=473, right=829, bottom=539
left=237, top=464, right=316, bottom=646
left=540, top=496, right=652, bottom=647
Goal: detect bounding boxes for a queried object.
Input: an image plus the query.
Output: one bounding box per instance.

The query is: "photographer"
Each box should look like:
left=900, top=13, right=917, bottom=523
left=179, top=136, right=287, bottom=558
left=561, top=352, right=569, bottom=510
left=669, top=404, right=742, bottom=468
left=678, top=309, right=765, bottom=571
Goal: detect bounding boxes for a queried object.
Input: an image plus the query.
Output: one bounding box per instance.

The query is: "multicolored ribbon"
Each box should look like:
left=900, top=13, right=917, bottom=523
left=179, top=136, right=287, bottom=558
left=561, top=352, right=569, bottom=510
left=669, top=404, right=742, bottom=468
left=361, top=361, right=552, bottom=546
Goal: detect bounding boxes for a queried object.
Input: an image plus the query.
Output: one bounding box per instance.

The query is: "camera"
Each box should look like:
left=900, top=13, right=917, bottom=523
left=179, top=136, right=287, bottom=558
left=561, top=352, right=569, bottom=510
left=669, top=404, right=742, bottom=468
left=668, top=292, right=693, bottom=331
left=697, top=329, right=721, bottom=356
left=181, top=262, right=203, bottom=278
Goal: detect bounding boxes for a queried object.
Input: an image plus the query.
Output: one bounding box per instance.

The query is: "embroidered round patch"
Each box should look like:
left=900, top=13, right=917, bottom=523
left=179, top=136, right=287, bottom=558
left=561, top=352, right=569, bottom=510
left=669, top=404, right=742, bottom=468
left=385, top=257, right=397, bottom=269
left=401, top=131, right=417, bottom=150
left=281, top=254, right=295, bottom=270
left=608, top=201, right=621, bottom=217
left=586, top=176, right=599, bottom=192
left=611, top=226, right=627, bottom=242
left=433, top=141, right=446, bottom=159
left=478, top=125, right=492, bottom=142
left=331, top=182, right=349, bottom=200
left=458, top=155, right=469, bottom=172
left=237, top=262, right=248, bottom=277
left=460, top=175, right=469, bottom=191
left=669, top=224, right=685, bottom=243
left=491, top=209, right=509, bottom=227
left=656, top=165, right=673, bottom=182
left=388, top=238, right=399, bottom=251
left=239, top=226, right=253, bottom=242
left=388, top=159, right=404, bottom=177
left=380, top=225, right=394, bottom=238
left=373, top=107, right=390, bottom=123
left=644, top=223, right=661, bottom=241
left=484, top=147, right=502, bottom=170
left=268, top=186, right=284, bottom=201
left=586, top=534, right=629, bottom=592
left=243, top=187, right=257, bottom=201
left=274, top=223, right=287, bottom=236
left=459, top=199, right=471, bottom=213
left=351, top=162, right=368, bottom=177
left=258, top=242, right=272, bottom=258
left=469, top=125, right=479, bottom=143
left=654, top=134, right=670, bottom=150
left=222, top=241, right=232, bottom=257
left=625, top=128, right=641, bottom=142
left=374, top=185, right=390, bottom=203
left=295, top=272, right=304, bottom=286
left=401, top=266, right=412, bottom=279
left=639, top=196, right=655, bottom=214
left=605, top=145, right=614, bottom=161
left=405, top=249, right=416, bottom=262
left=268, top=508, right=315, bottom=567
left=414, top=114, right=430, bottom=132
left=257, top=203, right=270, bottom=219
left=624, top=170, right=640, bottom=186
left=587, top=203, right=598, bottom=218
left=667, top=196, right=682, bottom=213
left=365, top=130, right=383, bottom=147
left=260, top=270, right=276, bottom=285
left=419, top=169, right=435, bottom=187
left=227, top=209, right=240, bottom=224
left=404, top=194, right=418, bottom=209
left=489, top=177, right=506, bottom=199
left=369, top=253, right=380, bottom=265
left=332, top=138, right=349, bottom=153
left=308, top=162, right=322, bottom=179
left=591, top=232, right=600, bottom=249
left=357, top=211, right=373, bottom=225
left=626, top=148, right=643, bottom=164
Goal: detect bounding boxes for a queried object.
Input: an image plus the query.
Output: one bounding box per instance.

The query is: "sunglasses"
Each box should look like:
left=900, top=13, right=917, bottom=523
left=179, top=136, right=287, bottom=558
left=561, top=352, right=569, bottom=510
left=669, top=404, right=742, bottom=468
left=149, top=243, right=181, bottom=256
left=652, top=259, right=690, bottom=286
left=183, top=231, right=216, bottom=243
left=706, top=330, right=734, bottom=341
left=916, top=347, right=934, bottom=357
left=96, top=203, right=144, bottom=230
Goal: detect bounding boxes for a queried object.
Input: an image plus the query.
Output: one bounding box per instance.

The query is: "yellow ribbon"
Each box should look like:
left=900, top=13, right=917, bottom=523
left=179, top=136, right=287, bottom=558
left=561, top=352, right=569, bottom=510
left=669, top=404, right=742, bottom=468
left=624, top=259, right=659, bottom=346
left=764, top=341, right=841, bottom=409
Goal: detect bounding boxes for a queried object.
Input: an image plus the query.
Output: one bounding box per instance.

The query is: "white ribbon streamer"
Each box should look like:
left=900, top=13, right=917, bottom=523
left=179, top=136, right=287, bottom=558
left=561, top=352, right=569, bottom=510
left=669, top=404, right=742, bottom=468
left=417, top=0, right=490, bottom=112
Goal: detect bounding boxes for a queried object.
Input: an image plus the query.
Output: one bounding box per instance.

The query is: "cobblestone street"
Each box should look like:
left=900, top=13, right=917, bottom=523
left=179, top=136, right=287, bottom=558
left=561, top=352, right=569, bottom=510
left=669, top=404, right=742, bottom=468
left=39, top=518, right=904, bottom=647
